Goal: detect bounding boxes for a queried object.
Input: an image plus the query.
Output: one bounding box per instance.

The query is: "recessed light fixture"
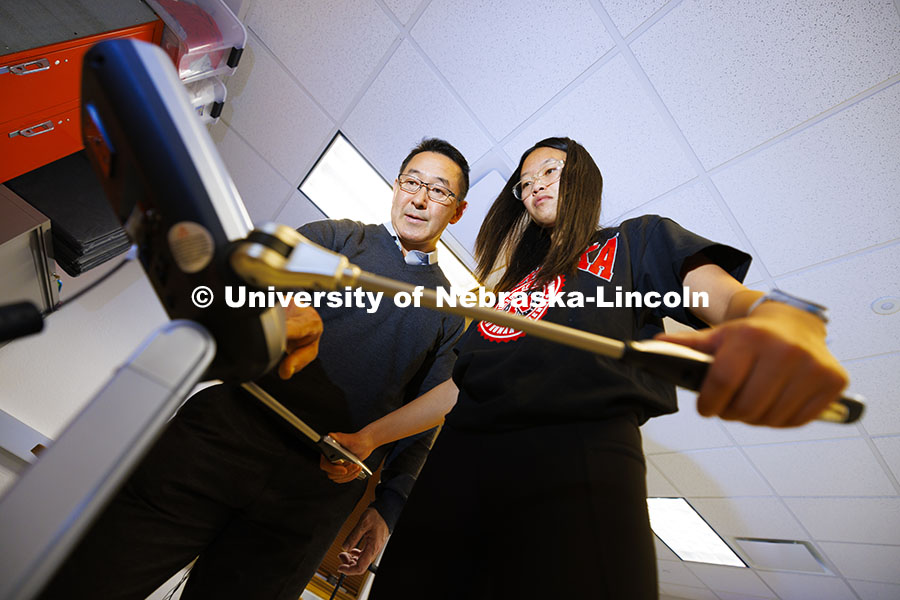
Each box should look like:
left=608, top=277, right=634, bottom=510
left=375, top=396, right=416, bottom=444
left=871, top=296, right=900, bottom=315
left=647, top=497, right=746, bottom=567
left=300, top=133, right=477, bottom=291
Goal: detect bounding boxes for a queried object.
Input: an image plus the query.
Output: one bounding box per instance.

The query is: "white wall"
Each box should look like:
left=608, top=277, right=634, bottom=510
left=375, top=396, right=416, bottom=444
left=0, top=258, right=168, bottom=439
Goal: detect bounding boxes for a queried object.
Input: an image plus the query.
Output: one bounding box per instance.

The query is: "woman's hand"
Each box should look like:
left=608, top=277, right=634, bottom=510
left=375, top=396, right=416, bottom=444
left=319, top=430, right=376, bottom=483
left=657, top=302, right=848, bottom=427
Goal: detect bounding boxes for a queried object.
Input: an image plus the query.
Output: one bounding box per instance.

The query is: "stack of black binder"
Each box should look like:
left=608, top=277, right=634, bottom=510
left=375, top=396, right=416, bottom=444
left=6, top=151, right=131, bottom=276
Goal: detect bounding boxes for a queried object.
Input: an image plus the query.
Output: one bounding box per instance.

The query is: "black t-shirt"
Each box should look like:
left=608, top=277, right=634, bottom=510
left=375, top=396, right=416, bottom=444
left=447, top=215, right=751, bottom=430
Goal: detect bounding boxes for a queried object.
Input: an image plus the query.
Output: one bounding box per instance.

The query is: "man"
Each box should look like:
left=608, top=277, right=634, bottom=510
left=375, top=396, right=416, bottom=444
left=40, top=138, right=470, bottom=599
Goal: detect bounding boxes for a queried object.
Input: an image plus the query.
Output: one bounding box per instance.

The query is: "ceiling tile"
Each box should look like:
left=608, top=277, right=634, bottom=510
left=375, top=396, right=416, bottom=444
left=659, top=582, right=719, bottom=600
left=600, top=0, right=671, bottom=37
left=872, top=435, right=900, bottom=482
left=274, top=190, right=327, bottom=229
left=223, top=33, right=335, bottom=184
left=743, top=438, right=896, bottom=497
left=647, top=458, right=680, bottom=496
left=446, top=170, right=505, bottom=256
left=848, top=579, right=900, bottom=600
left=245, top=0, right=397, bottom=118
left=650, top=448, right=772, bottom=497
left=613, top=179, right=764, bottom=284
left=784, top=497, right=900, bottom=546
left=715, top=592, right=777, bottom=600
left=504, top=55, right=696, bottom=221
left=382, top=0, right=420, bottom=24
left=0, top=465, right=16, bottom=497
left=342, top=40, right=492, bottom=183
left=411, top=0, right=612, bottom=140
left=209, top=120, right=294, bottom=223
left=710, top=83, right=900, bottom=276
left=656, top=536, right=680, bottom=560
left=772, top=243, right=900, bottom=361
left=642, top=390, right=734, bottom=453
left=685, top=563, right=771, bottom=596
left=757, top=571, right=855, bottom=600
left=720, top=418, right=861, bottom=447
left=817, top=542, right=900, bottom=584
left=658, top=559, right=707, bottom=587
left=688, top=497, right=808, bottom=541
left=845, top=354, right=900, bottom=436
left=631, top=0, right=900, bottom=167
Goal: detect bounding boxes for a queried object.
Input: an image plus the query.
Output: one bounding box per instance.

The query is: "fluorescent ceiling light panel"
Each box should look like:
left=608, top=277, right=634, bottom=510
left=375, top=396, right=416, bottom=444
left=647, top=498, right=746, bottom=567
left=300, top=134, right=477, bottom=291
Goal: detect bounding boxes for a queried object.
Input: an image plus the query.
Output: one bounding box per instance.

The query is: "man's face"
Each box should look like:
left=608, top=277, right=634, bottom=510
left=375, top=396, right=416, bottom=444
left=390, top=151, right=467, bottom=254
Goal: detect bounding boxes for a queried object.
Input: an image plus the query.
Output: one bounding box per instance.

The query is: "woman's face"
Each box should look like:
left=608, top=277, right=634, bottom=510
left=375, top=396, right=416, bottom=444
left=519, top=147, right=566, bottom=228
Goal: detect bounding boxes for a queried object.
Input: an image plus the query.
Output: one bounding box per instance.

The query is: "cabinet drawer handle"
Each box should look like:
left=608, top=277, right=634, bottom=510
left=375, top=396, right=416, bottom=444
left=5, top=59, right=51, bottom=75
left=9, top=121, right=55, bottom=138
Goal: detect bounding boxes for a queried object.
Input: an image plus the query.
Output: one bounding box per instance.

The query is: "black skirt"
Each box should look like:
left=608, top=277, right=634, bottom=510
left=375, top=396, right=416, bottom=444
left=371, top=416, right=657, bottom=599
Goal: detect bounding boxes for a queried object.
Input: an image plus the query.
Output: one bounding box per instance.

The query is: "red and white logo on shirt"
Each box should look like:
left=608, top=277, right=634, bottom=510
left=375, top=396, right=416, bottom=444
left=478, top=235, right=618, bottom=343
left=478, top=270, right=565, bottom=342
left=577, top=234, right=618, bottom=281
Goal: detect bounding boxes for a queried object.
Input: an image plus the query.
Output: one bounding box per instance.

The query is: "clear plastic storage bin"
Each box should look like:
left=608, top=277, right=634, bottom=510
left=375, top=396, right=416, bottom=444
left=184, top=76, right=226, bottom=123
left=144, top=0, right=246, bottom=82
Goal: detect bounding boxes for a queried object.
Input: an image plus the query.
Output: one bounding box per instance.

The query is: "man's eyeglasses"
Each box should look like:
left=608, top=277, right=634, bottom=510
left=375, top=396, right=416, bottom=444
left=397, top=174, right=457, bottom=205
left=512, top=159, right=565, bottom=200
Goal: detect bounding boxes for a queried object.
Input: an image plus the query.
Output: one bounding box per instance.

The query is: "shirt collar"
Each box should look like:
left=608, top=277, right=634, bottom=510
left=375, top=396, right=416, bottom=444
left=383, top=221, right=438, bottom=266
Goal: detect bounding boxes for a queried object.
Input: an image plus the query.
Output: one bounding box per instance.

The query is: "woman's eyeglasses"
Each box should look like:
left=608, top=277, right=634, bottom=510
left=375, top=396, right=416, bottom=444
left=513, top=159, right=564, bottom=200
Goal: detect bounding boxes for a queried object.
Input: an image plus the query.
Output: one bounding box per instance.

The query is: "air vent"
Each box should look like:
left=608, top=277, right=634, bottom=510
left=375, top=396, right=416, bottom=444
left=733, top=538, right=829, bottom=574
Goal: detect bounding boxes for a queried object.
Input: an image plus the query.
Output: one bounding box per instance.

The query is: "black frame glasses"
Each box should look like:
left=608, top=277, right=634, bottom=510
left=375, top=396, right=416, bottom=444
left=397, top=174, right=457, bottom=205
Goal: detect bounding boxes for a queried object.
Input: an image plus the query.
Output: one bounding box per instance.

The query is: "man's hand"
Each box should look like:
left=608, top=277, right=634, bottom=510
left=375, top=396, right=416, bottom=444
left=657, top=302, right=848, bottom=427
left=278, top=304, right=323, bottom=379
left=337, top=508, right=389, bottom=576
left=319, top=431, right=375, bottom=483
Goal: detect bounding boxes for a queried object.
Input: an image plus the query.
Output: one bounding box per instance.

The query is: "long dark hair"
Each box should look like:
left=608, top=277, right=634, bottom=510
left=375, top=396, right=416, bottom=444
left=474, top=137, right=603, bottom=292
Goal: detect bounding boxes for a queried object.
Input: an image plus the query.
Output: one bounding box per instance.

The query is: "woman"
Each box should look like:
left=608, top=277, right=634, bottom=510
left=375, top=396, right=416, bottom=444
left=327, top=137, right=846, bottom=598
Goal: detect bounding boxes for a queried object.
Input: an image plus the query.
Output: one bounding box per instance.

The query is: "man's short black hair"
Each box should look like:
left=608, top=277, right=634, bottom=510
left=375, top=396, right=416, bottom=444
left=398, top=138, right=470, bottom=202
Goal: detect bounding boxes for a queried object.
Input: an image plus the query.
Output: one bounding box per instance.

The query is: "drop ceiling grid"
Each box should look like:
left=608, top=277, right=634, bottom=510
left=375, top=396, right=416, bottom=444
left=219, top=30, right=335, bottom=186
left=219, top=1, right=900, bottom=593
left=758, top=571, right=857, bottom=600
left=815, top=542, right=900, bottom=585
left=708, top=82, right=900, bottom=278
left=602, top=0, right=673, bottom=38
left=612, top=179, right=766, bottom=285
left=659, top=559, right=709, bottom=588
left=207, top=119, right=297, bottom=223
left=648, top=447, right=774, bottom=497
left=501, top=54, right=697, bottom=220
left=378, top=0, right=422, bottom=25
left=686, top=562, right=773, bottom=597
left=783, top=497, right=900, bottom=546
left=660, top=582, right=720, bottom=600
left=842, top=354, right=900, bottom=437
left=244, top=0, right=398, bottom=120
left=771, top=244, right=900, bottom=362
left=743, top=438, right=898, bottom=498
left=627, top=0, right=900, bottom=169
left=586, top=0, right=782, bottom=299
left=340, top=40, right=493, bottom=183
left=410, top=0, right=614, bottom=141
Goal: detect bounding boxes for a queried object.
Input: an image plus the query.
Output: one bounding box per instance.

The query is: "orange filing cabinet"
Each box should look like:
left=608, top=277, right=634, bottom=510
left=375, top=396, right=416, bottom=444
left=1, top=1, right=163, bottom=182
